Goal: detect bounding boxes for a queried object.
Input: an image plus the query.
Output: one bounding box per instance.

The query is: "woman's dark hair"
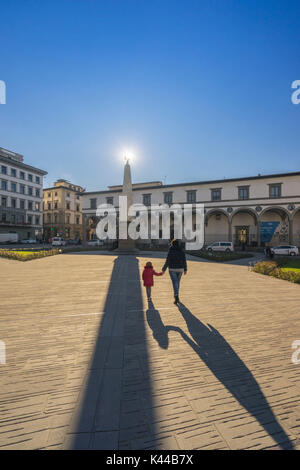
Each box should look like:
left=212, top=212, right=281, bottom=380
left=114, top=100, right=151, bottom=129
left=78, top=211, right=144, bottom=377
left=145, top=261, right=153, bottom=268
left=171, top=239, right=180, bottom=248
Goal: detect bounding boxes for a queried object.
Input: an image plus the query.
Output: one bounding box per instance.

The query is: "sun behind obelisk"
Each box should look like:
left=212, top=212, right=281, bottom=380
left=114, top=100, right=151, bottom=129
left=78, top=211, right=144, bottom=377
left=116, top=157, right=139, bottom=253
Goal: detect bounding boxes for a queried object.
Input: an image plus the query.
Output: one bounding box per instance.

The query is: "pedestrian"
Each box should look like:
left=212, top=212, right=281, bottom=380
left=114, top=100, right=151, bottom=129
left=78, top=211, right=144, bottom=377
left=162, top=239, right=187, bottom=304
left=265, top=245, right=271, bottom=258
left=142, top=262, right=163, bottom=301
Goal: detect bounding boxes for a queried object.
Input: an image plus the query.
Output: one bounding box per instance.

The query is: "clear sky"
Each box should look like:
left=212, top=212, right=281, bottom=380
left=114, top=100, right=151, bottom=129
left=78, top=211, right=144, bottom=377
left=0, top=0, right=299, bottom=191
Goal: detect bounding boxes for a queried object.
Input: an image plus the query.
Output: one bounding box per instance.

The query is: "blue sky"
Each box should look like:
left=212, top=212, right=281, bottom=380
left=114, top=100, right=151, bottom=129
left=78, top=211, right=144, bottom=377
left=0, top=0, right=299, bottom=190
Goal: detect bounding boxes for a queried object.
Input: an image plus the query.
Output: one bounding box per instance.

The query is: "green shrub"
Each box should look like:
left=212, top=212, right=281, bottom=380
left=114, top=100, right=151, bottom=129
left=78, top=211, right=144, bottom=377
left=0, top=248, right=60, bottom=261
left=187, top=250, right=253, bottom=262
left=253, top=260, right=300, bottom=284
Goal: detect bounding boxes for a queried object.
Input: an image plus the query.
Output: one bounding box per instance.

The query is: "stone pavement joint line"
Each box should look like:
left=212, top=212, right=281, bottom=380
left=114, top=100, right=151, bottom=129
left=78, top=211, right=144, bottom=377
left=0, top=253, right=300, bottom=450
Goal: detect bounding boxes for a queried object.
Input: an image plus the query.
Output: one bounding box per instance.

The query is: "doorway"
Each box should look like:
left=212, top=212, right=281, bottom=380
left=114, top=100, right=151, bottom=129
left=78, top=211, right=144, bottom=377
left=235, top=226, right=249, bottom=246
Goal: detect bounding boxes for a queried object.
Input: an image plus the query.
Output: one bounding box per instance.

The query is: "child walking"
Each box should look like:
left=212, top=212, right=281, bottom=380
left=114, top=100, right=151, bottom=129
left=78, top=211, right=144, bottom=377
left=142, top=262, right=163, bottom=301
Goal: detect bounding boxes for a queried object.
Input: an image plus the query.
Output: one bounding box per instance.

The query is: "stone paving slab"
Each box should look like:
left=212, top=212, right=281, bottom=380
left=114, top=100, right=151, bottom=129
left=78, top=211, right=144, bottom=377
left=0, top=253, right=300, bottom=450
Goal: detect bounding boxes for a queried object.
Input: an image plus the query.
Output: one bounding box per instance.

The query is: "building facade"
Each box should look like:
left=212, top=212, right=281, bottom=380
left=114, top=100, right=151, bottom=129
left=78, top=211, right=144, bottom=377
left=81, top=171, right=300, bottom=247
left=0, top=147, right=47, bottom=240
left=43, top=179, right=84, bottom=241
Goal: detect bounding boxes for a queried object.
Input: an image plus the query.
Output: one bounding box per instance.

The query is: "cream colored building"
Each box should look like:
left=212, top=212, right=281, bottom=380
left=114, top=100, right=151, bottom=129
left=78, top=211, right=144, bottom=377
left=81, top=171, right=300, bottom=247
left=43, top=179, right=84, bottom=241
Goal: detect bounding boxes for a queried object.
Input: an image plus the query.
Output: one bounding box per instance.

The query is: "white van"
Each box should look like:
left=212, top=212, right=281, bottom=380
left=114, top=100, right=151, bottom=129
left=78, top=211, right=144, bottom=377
left=52, top=237, right=66, bottom=246
left=206, top=241, right=234, bottom=253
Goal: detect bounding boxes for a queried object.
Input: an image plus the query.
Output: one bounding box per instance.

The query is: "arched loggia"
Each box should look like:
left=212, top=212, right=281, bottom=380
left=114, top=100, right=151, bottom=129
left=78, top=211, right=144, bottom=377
left=205, top=209, right=230, bottom=244
left=230, top=208, right=259, bottom=247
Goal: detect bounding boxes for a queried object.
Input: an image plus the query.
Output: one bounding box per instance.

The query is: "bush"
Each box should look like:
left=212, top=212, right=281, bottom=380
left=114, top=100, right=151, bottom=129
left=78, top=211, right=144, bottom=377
left=0, top=248, right=61, bottom=261
left=187, top=250, right=253, bottom=262
left=253, top=260, right=300, bottom=284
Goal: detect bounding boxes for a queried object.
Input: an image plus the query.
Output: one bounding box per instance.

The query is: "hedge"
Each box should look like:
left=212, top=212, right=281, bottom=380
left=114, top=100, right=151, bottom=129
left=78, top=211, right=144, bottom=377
left=0, top=248, right=61, bottom=261
left=187, top=250, right=254, bottom=262
left=253, top=259, right=300, bottom=284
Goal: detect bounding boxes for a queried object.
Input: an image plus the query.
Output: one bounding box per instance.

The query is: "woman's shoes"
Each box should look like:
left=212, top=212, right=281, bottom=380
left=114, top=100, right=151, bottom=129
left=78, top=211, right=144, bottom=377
left=174, top=296, right=179, bottom=304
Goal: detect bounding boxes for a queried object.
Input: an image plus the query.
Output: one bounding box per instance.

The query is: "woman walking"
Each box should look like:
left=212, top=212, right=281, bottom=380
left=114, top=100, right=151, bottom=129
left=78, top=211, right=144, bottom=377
left=162, top=239, right=187, bottom=304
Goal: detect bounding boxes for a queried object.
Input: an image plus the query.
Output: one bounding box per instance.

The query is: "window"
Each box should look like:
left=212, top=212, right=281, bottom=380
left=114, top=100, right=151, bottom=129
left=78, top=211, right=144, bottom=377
left=55, top=192, right=57, bottom=196
left=20, top=171, right=25, bottom=180
left=11, top=182, right=17, bottom=192
left=48, top=192, right=51, bottom=198
left=47, top=214, right=51, bottom=222
left=1, top=165, right=7, bottom=175
left=90, top=198, right=97, bottom=209
left=187, top=191, right=196, bottom=203
left=76, top=204, right=80, bottom=212
left=28, top=174, right=33, bottom=182
left=36, top=189, right=40, bottom=197
left=67, top=193, right=70, bottom=198
left=106, top=197, right=113, bottom=205
left=76, top=216, right=80, bottom=224
left=2, top=213, right=6, bottom=222
left=20, top=200, right=25, bottom=210
left=66, top=214, right=70, bottom=224
left=36, top=176, right=40, bottom=184
left=1, top=197, right=7, bottom=207
left=11, top=198, right=17, bottom=208
left=28, top=187, right=33, bottom=196
left=27, top=215, right=32, bottom=224
left=48, top=202, right=51, bottom=210
left=66, top=202, right=70, bottom=210
left=35, top=216, right=40, bottom=225
left=1, top=180, right=7, bottom=191
left=269, top=184, right=281, bottom=198
left=164, top=192, right=173, bottom=204
left=28, top=201, right=33, bottom=211
left=35, top=202, right=40, bottom=211
left=54, top=202, right=58, bottom=209
left=238, top=186, right=249, bottom=200
left=143, top=194, right=151, bottom=206
left=11, top=168, right=16, bottom=177
left=211, top=188, right=222, bottom=201
left=20, top=184, right=25, bottom=194
left=54, top=214, right=58, bottom=223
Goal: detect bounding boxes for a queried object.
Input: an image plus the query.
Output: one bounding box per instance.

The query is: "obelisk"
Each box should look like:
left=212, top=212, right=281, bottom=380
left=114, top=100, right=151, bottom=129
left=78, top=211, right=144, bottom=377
left=117, top=158, right=138, bottom=252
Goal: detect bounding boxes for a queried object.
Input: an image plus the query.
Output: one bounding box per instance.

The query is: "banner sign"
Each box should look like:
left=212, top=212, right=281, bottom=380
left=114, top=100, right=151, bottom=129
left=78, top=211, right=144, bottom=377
left=260, top=221, right=279, bottom=243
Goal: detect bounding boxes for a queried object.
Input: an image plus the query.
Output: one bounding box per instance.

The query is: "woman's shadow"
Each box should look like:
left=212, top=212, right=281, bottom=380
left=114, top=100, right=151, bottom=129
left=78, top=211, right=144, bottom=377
left=146, top=300, right=294, bottom=450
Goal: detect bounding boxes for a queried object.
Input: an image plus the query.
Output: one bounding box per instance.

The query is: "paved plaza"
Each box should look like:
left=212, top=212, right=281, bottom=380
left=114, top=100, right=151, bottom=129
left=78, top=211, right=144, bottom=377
left=0, top=252, right=300, bottom=450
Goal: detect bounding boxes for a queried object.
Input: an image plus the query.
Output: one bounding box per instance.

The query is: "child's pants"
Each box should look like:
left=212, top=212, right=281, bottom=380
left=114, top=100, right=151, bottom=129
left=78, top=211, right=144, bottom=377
left=146, top=286, right=151, bottom=299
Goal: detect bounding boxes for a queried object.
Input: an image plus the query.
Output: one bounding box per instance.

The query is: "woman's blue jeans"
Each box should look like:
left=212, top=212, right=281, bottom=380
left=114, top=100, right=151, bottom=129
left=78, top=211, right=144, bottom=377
left=169, top=271, right=183, bottom=297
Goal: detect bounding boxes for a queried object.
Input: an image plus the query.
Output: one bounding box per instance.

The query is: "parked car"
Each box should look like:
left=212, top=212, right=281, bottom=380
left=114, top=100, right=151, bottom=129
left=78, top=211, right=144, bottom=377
left=87, top=239, right=104, bottom=246
left=52, top=237, right=66, bottom=246
left=271, top=245, right=299, bottom=256
left=66, top=239, right=80, bottom=245
left=206, top=241, right=234, bottom=253
left=20, top=238, right=37, bottom=244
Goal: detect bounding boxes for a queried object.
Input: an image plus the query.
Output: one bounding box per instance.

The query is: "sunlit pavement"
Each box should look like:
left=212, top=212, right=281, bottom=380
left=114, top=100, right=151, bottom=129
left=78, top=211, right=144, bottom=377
left=0, top=253, right=300, bottom=450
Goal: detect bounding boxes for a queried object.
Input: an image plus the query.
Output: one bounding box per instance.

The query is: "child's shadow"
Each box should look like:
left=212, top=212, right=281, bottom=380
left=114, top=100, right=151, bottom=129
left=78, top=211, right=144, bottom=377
left=146, top=300, right=169, bottom=349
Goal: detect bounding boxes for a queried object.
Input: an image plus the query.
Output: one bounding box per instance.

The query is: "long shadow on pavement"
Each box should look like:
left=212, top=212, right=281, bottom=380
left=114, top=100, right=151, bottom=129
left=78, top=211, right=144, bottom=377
left=65, top=256, right=155, bottom=449
left=146, top=300, right=294, bottom=450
